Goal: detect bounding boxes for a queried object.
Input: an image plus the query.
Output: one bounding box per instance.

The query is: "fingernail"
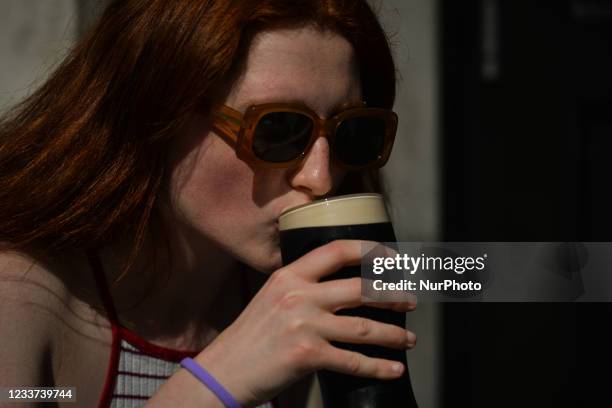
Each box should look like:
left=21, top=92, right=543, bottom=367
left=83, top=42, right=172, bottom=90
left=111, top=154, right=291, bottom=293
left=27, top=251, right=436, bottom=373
left=392, top=362, right=404, bottom=373
left=406, top=331, right=416, bottom=346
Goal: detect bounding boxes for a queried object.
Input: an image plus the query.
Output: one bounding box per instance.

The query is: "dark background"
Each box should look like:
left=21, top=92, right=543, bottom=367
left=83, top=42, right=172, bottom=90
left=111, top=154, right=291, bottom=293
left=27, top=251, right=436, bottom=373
left=441, top=0, right=612, bottom=406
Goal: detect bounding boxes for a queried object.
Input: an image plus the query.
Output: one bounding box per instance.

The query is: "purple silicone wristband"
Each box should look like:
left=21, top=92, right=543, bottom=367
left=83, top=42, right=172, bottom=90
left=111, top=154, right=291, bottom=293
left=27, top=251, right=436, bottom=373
left=180, top=357, right=242, bottom=408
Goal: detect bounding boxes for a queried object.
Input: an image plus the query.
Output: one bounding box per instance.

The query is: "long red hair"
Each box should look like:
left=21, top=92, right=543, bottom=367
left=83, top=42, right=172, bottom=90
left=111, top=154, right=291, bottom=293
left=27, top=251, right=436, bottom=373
left=0, top=0, right=396, bottom=276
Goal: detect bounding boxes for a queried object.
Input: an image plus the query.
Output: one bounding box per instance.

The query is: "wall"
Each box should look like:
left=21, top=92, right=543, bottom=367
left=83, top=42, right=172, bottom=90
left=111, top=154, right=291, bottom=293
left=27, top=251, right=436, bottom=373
left=375, top=1, right=441, bottom=407
left=0, top=0, right=78, bottom=115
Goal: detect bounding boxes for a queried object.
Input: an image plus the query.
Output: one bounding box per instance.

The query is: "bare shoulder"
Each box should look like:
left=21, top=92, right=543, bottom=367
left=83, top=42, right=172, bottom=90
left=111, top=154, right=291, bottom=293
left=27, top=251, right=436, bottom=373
left=0, top=249, right=71, bottom=317
left=0, top=248, right=72, bottom=386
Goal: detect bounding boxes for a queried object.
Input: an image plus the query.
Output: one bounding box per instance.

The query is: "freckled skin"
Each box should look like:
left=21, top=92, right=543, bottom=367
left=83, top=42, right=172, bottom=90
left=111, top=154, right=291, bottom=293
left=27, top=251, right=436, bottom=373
left=164, top=26, right=363, bottom=273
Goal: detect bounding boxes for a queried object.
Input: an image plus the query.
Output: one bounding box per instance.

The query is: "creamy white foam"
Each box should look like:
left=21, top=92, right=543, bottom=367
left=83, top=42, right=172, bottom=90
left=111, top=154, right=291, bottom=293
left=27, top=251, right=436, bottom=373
left=279, top=193, right=390, bottom=231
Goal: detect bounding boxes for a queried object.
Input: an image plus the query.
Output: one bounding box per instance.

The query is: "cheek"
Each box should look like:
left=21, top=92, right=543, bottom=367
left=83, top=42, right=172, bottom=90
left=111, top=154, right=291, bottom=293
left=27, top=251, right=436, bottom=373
left=168, top=135, right=288, bottom=238
left=163, top=127, right=290, bottom=271
left=173, top=139, right=256, bottom=224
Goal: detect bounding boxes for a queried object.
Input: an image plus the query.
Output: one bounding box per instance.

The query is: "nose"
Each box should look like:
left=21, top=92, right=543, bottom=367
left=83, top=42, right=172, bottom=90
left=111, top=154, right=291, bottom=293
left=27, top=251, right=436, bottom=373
left=289, top=135, right=334, bottom=198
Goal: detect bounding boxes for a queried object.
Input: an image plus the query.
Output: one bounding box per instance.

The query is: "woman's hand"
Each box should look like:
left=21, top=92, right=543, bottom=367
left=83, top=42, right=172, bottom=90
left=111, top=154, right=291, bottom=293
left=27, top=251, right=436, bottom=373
left=193, top=240, right=417, bottom=407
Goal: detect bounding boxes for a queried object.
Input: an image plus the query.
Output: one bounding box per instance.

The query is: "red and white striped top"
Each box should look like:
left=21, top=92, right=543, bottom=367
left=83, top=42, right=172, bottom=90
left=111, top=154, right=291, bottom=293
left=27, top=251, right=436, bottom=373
left=87, top=251, right=278, bottom=408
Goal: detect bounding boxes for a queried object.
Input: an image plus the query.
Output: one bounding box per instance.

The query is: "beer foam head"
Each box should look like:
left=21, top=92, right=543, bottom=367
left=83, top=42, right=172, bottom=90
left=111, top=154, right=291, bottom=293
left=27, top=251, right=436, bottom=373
left=279, top=193, right=389, bottom=231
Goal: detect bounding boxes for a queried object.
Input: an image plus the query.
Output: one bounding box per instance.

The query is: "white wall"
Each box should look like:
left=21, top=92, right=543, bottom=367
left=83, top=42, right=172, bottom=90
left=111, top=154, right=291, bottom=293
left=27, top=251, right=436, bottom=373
left=0, top=0, right=78, bottom=115
left=375, top=1, right=441, bottom=407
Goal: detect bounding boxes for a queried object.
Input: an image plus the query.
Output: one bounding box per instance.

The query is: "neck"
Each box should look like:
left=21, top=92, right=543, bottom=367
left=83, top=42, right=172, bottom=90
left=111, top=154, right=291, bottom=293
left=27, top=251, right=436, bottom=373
left=95, top=217, right=243, bottom=350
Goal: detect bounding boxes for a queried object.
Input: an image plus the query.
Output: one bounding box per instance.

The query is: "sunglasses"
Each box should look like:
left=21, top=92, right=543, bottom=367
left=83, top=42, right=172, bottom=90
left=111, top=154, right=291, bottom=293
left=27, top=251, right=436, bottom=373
left=211, top=102, right=397, bottom=170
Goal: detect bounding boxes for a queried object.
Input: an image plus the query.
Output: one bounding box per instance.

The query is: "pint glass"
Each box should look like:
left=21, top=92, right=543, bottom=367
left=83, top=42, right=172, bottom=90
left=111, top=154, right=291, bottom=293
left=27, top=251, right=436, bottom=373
left=279, top=193, right=418, bottom=408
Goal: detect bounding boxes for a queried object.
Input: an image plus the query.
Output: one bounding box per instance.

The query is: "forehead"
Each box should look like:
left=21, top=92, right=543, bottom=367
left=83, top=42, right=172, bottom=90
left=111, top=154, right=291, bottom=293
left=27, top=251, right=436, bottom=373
left=225, top=26, right=361, bottom=115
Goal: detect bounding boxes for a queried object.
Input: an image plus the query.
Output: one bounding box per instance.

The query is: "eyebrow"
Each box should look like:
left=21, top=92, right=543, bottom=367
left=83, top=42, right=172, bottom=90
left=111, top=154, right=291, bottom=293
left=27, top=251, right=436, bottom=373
left=330, top=100, right=366, bottom=115
left=238, top=98, right=365, bottom=117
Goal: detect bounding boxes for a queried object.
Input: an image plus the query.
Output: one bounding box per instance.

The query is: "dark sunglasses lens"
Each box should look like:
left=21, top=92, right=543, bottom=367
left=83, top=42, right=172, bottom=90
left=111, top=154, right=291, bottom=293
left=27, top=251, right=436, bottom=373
left=252, top=112, right=313, bottom=162
left=335, top=116, right=387, bottom=166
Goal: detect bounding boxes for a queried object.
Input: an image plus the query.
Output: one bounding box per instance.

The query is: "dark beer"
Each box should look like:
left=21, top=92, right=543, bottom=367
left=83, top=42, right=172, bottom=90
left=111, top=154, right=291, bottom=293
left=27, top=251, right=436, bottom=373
left=279, top=194, right=418, bottom=408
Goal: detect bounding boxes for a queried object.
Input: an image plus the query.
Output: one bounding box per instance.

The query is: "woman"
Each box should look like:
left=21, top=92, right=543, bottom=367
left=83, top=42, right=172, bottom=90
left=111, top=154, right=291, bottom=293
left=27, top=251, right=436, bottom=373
left=0, top=1, right=417, bottom=407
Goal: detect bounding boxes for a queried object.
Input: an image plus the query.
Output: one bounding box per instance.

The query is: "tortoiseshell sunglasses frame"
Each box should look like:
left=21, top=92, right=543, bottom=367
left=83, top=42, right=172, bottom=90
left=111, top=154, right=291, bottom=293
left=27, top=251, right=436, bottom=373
left=211, top=102, right=397, bottom=170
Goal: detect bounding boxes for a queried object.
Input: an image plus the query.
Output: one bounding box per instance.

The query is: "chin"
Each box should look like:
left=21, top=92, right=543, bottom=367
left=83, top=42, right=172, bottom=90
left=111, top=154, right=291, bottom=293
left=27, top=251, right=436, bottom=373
left=250, top=249, right=283, bottom=274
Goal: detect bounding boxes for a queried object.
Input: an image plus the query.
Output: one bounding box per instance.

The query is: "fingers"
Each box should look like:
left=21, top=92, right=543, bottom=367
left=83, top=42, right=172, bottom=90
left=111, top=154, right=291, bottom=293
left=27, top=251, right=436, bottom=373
left=313, top=277, right=417, bottom=313
left=286, top=240, right=373, bottom=282
left=318, top=344, right=406, bottom=380
left=316, top=314, right=417, bottom=350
